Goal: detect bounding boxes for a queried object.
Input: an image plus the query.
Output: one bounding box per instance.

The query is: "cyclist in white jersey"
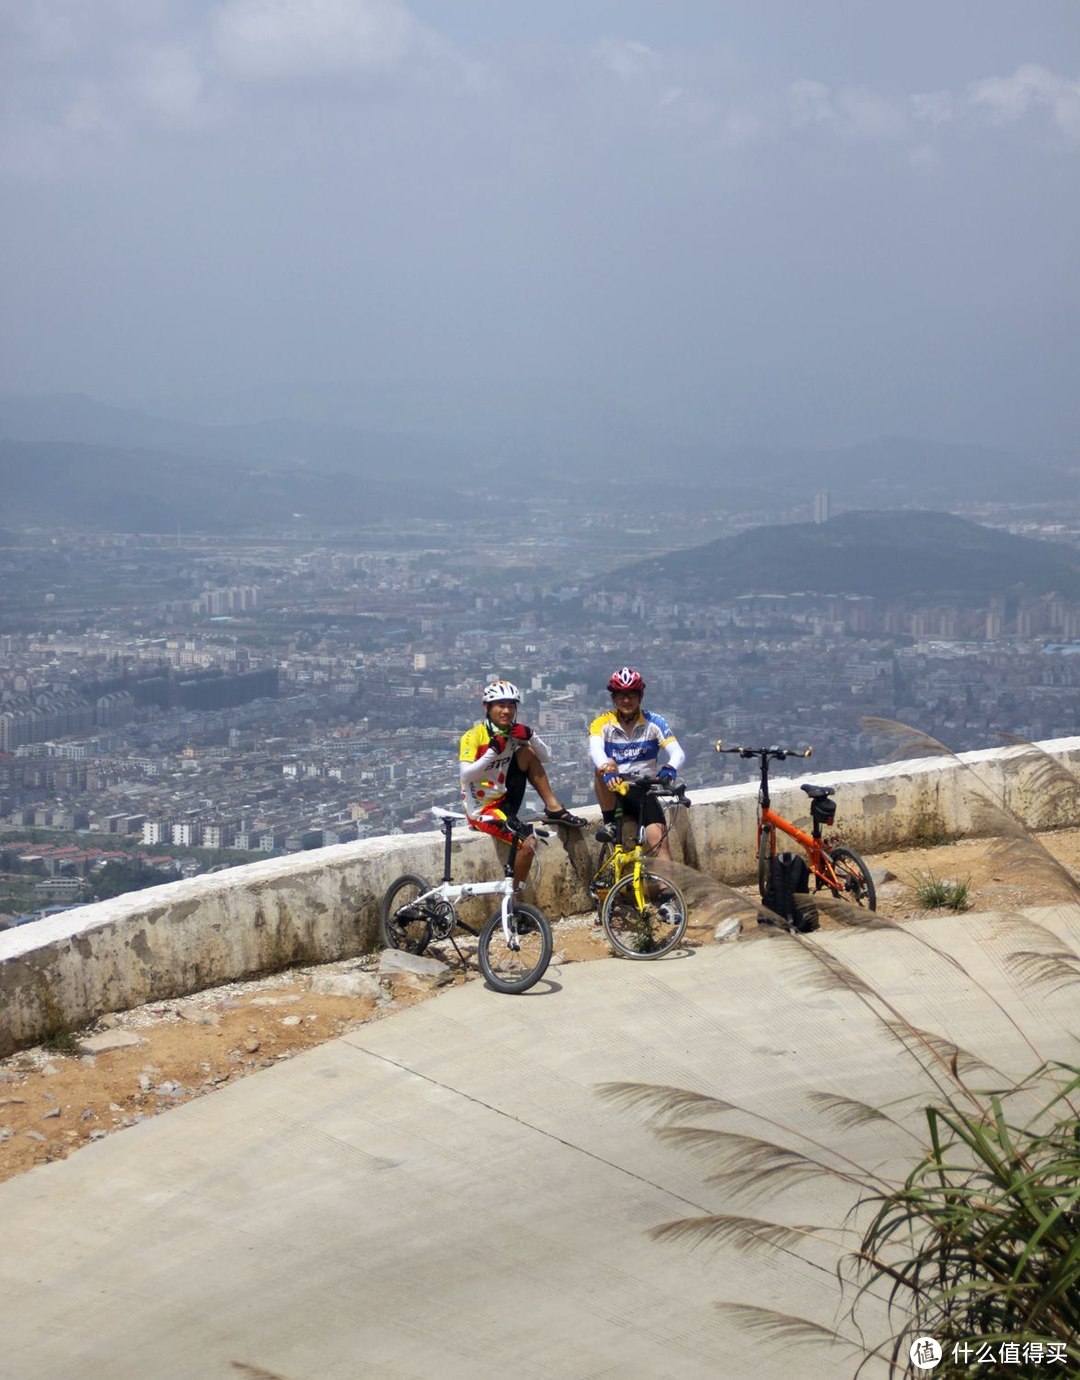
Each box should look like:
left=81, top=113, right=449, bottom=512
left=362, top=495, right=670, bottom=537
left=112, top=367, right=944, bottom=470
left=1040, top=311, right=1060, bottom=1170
left=589, top=666, right=685, bottom=862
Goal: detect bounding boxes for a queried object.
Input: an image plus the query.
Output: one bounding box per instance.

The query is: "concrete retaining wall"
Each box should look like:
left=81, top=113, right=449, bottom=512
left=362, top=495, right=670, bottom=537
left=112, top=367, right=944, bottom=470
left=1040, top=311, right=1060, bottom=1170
left=2, top=736, right=1079, bottom=1054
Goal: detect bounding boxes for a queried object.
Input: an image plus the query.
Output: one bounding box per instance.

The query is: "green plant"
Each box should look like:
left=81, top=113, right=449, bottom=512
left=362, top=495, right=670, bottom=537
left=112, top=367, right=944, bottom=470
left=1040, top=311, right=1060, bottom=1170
left=856, top=1062, right=1079, bottom=1373
left=40, top=1028, right=80, bottom=1054
left=599, top=1011, right=1079, bottom=1377
left=910, top=869, right=971, bottom=912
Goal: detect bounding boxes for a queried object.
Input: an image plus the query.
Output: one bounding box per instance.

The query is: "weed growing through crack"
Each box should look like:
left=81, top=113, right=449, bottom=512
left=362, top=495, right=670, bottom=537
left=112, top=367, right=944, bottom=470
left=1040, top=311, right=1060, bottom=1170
left=909, top=869, right=971, bottom=912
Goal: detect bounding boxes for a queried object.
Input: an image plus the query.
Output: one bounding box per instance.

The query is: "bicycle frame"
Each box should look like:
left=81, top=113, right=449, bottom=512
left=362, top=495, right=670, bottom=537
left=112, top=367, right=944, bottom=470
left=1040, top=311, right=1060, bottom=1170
left=380, top=809, right=557, bottom=991
left=596, top=780, right=686, bottom=908
left=758, top=807, right=844, bottom=894
left=718, top=743, right=843, bottom=892
left=608, top=837, right=647, bottom=908
left=715, top=740, right=876, bottom=915
left=428, top=808, right=536, bottom=941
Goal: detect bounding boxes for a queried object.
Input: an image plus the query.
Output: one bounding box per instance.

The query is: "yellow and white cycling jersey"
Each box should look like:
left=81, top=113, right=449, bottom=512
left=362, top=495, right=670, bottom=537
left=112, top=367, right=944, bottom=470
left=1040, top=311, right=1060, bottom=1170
left=459, top=719, right=550, bottom=820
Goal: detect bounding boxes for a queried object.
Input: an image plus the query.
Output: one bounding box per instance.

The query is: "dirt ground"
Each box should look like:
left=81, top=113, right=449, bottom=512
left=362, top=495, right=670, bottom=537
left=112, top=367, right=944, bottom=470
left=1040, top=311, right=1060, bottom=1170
left=3, top=826, right=1079, bottom=1187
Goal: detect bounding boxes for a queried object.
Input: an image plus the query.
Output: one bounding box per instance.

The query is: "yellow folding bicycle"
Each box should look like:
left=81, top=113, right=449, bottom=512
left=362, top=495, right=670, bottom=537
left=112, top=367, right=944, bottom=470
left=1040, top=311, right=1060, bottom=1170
left=588, top=776, right=689, bottom=959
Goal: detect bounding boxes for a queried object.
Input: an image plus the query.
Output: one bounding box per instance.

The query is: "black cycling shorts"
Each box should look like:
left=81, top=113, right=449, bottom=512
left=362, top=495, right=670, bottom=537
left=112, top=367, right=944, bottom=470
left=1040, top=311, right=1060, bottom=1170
left=615, top=787, right=665, bottom=830
left=504, top=760, right=528, bottom=816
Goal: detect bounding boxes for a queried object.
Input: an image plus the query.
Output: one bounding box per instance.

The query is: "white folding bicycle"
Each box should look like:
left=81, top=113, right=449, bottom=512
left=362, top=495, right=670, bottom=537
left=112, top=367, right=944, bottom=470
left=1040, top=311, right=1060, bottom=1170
left=378, top=807, right=554, bottom=994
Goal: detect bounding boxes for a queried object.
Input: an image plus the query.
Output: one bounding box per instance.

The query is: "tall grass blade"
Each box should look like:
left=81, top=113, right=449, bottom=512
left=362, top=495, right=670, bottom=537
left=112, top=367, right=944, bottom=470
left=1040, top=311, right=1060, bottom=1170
left=1004, top=949, right=1080, bottom=992
left=713, top=1303, right=857, bottom=1354
left=595, top=1081, right=737, bottom=1123
left=648, top=1213, right=831, bottom=1255
left=654, top=1124, right=866, bottom=1199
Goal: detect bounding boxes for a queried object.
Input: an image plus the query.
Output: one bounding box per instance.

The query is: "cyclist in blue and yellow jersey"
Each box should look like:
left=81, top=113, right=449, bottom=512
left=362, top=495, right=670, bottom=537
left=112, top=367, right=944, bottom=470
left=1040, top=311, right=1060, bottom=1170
left=589, top=666, right=685, bottom=861
left=460, top=679, right=586, bottom=889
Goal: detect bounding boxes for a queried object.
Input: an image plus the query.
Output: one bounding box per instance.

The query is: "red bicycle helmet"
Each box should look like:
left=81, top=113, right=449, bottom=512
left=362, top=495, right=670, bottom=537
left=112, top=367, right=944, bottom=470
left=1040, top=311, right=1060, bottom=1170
left=607, top=666, right=645, bottom=694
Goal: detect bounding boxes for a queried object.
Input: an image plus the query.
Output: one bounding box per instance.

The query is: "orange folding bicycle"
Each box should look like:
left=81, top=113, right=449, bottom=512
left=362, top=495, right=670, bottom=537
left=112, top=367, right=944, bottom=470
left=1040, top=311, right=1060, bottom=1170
left=715, top=741, right=876, bottom=911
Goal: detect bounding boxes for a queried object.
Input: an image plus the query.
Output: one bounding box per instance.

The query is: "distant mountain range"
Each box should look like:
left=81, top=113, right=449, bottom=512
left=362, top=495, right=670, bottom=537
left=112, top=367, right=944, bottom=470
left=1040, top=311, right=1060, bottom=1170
left=0, top=392, right=1075, bottom=530
left=0, top=438, right=474, bottom=531
left=0, top=391, right=475, bottom=476
left=609, top=510, right=1080, bottom=604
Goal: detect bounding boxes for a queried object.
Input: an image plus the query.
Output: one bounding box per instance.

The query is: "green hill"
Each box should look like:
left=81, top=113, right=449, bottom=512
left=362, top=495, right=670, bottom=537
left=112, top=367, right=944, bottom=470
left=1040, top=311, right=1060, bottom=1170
left=611, top=510, right=1080, bottom=604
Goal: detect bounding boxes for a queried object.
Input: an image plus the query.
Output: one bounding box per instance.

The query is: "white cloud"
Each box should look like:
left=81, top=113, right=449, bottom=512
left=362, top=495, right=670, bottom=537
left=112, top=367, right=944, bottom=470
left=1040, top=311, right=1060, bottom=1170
left=0, top=0, right=174, bottom=59
left=912, top=65, right=1080, bottom=143
left=212, top=0, right=432, bottom=81
left=969, top=63, right=1080, bottom=140
left=788, top=80, right=907, bottom=141
left=788, top=80, right=832, bottom=128
left=835, top=87, right=907, bottom=140
left=3, top=12, right=1077, bottom=188
left=911, top=90, right=957, bottom=127
left=971, top=63, right=1056, bottom=121
left=788, top=64, right=1080, bottom=150
left=595, top=37, right=657, bottom=84
left=719, top=108, right=764, bottom=149
left=0, top=0, right=461, bottom=177
left=0, top=86, right=116, bottom=180
left=127, top=45, right=209, bottom=129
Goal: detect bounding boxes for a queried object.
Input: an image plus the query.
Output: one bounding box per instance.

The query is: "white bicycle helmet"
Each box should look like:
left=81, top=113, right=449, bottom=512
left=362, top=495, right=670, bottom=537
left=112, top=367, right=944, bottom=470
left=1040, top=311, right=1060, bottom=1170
left=482, top=678, right=521, bottom=704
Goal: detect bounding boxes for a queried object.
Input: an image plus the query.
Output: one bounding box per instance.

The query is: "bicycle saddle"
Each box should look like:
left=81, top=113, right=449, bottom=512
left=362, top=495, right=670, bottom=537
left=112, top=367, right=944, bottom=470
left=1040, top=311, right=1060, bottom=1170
left=431, top=806, right=468, bottom=823
left=800, top=783, right=834, bottom=799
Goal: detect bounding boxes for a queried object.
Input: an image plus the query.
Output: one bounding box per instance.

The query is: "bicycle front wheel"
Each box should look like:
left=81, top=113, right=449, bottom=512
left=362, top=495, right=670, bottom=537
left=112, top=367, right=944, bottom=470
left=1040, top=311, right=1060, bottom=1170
left=379, top=873, right=433, bottom=954
left=478, top=903, right=553, bottom=994
left=602, top=871, right=687, bottom=959
left=827, top=847, right=877, bottom=911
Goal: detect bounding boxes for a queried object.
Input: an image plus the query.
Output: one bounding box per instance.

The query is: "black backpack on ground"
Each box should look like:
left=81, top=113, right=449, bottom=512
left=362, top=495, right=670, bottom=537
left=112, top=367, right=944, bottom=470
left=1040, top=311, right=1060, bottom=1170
left=762, top=851, right=819, bottom=933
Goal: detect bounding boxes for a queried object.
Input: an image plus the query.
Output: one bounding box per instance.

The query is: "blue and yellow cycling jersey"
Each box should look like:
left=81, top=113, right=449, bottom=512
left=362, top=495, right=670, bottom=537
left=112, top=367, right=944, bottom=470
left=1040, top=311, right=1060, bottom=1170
left=588, top=709, right=685, bottom=780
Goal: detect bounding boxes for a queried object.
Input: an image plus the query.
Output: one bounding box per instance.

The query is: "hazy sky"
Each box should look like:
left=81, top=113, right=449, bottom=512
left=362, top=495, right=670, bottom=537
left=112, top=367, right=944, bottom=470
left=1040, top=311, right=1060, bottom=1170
left=2, top=1, right=1078, bottom=451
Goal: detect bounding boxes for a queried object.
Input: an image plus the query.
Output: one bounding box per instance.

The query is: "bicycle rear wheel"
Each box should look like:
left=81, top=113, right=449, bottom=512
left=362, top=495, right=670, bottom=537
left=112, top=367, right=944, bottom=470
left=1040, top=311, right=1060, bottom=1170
left=379, top=873, right=433, bottom=954
left=478, top=903, right=553, bottom=994
left=827, top=847, right=877, bottom=911
left=602, top=871, right=687, bottom=959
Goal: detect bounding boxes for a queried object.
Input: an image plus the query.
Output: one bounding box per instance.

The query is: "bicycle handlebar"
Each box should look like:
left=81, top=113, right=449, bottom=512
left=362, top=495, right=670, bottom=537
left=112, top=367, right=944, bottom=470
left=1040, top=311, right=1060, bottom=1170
left=714, top=740, right=813, bottom=762
left=613, top=775, right=691, bottom=807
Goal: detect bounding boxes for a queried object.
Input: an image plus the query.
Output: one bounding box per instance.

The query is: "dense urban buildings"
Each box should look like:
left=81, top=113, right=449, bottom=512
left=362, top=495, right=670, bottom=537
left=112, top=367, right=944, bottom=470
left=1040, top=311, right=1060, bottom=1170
left=3, top=495, right=1080, bottom=922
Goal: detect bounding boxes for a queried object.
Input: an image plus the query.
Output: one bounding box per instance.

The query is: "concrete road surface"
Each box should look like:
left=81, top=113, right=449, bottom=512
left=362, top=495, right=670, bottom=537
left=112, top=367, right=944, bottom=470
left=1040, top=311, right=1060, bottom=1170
left=1, top=908, right=1075, bottom=1380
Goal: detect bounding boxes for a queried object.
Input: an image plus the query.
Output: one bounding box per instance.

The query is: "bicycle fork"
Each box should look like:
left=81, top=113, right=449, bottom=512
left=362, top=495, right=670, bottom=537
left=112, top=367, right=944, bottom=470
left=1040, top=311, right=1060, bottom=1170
left=630, top=862, right=647, bottom=911
left=499, top=891, right=521, bottom=950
